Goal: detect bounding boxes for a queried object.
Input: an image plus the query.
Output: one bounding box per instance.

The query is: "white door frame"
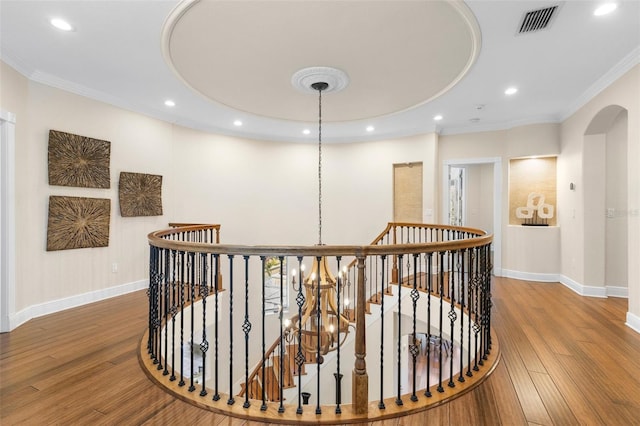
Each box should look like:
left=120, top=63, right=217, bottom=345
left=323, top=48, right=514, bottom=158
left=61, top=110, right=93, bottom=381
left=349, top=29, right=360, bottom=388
left=442, top=158, right=502, bottom=276
left=1, top=110, right=16, bottom=332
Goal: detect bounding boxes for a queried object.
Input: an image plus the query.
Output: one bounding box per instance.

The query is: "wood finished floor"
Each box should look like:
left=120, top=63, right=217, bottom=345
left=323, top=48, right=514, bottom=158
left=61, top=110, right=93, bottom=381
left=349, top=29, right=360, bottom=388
left=2, top=277, right=640, bottom=425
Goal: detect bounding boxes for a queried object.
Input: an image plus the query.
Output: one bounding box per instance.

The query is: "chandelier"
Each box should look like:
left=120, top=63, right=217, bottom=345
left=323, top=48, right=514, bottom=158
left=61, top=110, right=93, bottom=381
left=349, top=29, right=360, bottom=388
left=284, top=71, right=352, bottom=360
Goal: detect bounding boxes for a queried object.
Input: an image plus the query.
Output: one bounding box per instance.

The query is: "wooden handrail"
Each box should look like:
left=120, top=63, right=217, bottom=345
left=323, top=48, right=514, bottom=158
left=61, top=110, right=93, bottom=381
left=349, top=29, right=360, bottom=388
left=148, top=226, right=491, bottom=258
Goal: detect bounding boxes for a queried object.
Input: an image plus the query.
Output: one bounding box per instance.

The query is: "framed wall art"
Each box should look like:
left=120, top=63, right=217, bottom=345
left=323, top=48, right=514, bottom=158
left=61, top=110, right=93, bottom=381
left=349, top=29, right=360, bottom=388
left=46, top=196, right=111, bottom=251
left=118, top=172, right=163, bottom=217
left=48, top=130, right=111, bottom=188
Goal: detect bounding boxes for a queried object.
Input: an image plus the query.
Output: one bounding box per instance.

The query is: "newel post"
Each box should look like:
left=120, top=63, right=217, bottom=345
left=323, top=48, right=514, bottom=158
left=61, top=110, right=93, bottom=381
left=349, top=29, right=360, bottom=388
left=391, top=225, right=399, bottom=284
left=352, top=255, right=368, bottom=415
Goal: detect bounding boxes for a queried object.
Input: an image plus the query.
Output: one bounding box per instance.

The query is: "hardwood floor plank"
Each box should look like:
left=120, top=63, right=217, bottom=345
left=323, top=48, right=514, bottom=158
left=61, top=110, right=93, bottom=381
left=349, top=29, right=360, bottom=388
left=519, top=323, right=606, bottom=425
left=2, top=279, right=640, bottom=425
left=528, top=371, right=579, bottom=425
left=487, top=360, right=528, bottom=425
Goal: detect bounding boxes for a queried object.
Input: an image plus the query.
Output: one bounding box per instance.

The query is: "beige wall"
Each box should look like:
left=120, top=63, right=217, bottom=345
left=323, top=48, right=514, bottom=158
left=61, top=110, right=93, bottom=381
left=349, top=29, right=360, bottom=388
left=560, top=65, right=639, bottom=319
left=0, top=62, right=437, bottom=323
left=605, top=111, right=628, bottom=289
left=2, top=59, right=638, bottom=330
left=439, top=123, right=561, bottom=276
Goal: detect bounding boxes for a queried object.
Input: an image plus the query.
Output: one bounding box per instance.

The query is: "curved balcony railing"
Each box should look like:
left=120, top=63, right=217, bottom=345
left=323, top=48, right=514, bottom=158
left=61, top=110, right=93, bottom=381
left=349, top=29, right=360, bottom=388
left=141, top=223, right=497, bottom=424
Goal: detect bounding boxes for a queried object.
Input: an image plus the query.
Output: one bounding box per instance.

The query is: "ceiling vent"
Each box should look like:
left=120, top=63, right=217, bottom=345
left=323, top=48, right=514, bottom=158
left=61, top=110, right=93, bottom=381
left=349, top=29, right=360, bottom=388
left=518, top=5, right=559, bottom=34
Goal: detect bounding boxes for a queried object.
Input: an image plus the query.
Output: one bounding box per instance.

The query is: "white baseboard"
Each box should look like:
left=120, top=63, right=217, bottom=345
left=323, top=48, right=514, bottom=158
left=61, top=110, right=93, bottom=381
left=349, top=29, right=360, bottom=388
left=10, top=279, right=148, bottom=331
left=501, top=269, right=559, bottom=283
left=627, top=312, right=640, bottom=334
left=559, top=275, right=607, bottom=298
left=606, top=286, right=628, bottom=298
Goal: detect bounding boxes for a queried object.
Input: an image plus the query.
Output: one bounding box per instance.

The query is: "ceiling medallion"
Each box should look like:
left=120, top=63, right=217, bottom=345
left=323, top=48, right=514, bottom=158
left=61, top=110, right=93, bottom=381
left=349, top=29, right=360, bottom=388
left=291, top=67, right=349, bottom=94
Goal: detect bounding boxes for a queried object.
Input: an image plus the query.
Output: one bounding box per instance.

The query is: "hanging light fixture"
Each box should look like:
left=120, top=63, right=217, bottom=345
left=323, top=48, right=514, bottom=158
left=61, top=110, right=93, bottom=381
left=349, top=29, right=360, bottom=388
left=285, top=69, right=351, bottom=360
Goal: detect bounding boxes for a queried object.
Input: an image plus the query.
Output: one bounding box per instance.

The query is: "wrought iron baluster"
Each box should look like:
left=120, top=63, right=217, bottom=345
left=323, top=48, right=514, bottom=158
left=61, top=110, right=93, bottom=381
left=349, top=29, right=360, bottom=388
left=335, top=256, right=343, bottom=414
left=278, top=256, right=285, bottom=414
left=163, top=248, right=170, bottom=376
left=395, top=254, right=403, bottom=406
left=472, top=247, right=480, bottom=372
left=227, top=255, right=235, bottom=405
left=437, top=251, right=444, bottom=393
left=466, top=249, right=475, bottom=378
left=315, top=256, right=322, bottom=415
left=425, top=253, right=432, bottom=398
left=188, top=252, right=196, bottom=392
left=212, top=254, right=220, bottom=400
left=260, top=256, right=267, bottom=411
left=410, top=253, right=420, bottom=402
left=378, top=255, right=386, bottom=409
left=458, top=249, right=466, bottom=383
left=295, top=256, right=305, bottom=415
left=179, top=251, right=186, bottom=387
left=170, top=249, right=177, bottom=382
left=448, top=251, right=457, bottom=388
left=199, top=253, right=209, bottom=397
left=242, top=255, right=251, bottom=408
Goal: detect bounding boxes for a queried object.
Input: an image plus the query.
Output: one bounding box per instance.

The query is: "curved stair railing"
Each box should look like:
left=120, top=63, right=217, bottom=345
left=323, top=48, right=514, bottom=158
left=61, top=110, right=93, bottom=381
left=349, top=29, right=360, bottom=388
left=141, top=223, right=498, bottom=424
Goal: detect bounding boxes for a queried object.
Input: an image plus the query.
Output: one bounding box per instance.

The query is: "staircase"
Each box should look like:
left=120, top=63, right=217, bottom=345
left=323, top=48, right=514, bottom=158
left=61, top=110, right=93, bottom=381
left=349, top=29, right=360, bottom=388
left=238, top=270, right=451, bottom=403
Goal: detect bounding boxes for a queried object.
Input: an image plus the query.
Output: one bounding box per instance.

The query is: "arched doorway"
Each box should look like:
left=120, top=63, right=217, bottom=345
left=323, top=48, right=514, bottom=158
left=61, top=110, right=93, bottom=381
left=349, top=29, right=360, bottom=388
left=583, top=105, right=629, bottom=305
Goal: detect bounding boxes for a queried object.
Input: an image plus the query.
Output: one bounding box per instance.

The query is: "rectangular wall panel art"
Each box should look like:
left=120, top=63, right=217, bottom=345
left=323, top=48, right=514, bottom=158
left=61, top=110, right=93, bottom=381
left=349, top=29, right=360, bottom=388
left=48, top=130, right=111, bottom=188
left=47, top=196, right=111, bottom=251
left=119, top=172, right=163, bottom=217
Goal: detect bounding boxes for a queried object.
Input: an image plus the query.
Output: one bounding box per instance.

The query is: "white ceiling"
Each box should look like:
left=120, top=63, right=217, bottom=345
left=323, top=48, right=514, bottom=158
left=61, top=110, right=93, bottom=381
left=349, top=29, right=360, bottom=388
left=1, top=0, right=639, bottom=143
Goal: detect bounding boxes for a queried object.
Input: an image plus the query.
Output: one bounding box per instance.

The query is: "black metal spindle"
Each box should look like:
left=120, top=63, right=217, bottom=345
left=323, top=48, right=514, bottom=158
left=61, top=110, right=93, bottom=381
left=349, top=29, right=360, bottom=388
left=278, top=256, right=285, bottom=414
left=466, top=249, right=474, bottom=378
left=212, top=254, right=220, bottom=400
left=295, top=256, right=305, bottom=415
left=395, top=254, right=403, bottom=406
left=437, top=251, right=444, bottom=393
left=163, top=248, right=170, bottom=376
left=199, top=253, right=209, bottom=397
left=315, top=256, right=322, bottom=415
left=379, top=254, right=386, bottom=409
left=188, top=252, right=196, bottom=392
left=179, top=251, right=186, bottom=387
left=227, top=255, right=235, bottom=405
left=448, top=251, right=457, bottom=388
left=260, top=256, right=267, bottom=411
left=170, top=250, right=177, bottom=382
left=410, top=253, right=419, bottom=402
left=425, top=253, right=432, bottom=398
left=242, top=255, right=251, bottom=408
left=458, top=249, right=466, bottom=383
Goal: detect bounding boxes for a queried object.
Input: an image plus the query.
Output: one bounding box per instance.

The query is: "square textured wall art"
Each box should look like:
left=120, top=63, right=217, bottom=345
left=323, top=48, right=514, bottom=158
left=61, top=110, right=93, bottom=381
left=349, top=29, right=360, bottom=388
left=48, top=130, right=111, bottom=188
left=47, top=196, right=111, bottom=251
left=119, top=172, right=163, bottom=217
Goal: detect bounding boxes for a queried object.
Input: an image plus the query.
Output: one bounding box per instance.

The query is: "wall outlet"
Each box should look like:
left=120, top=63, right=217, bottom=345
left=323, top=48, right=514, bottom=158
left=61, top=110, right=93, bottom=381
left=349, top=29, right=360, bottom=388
left=606, top=208, right=615, bottom=218
left=112, top=263, right=118, bottom=273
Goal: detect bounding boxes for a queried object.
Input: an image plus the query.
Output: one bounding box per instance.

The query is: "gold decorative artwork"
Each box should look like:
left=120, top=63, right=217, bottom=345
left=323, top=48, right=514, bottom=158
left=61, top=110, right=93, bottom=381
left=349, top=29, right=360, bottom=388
left=509, top=157, right=557, bottom=226
left=47, top=196, right=111, bottom=251
left=119, top=172, right=163, bottom=217
left=48, top=130, right=111, bottom=188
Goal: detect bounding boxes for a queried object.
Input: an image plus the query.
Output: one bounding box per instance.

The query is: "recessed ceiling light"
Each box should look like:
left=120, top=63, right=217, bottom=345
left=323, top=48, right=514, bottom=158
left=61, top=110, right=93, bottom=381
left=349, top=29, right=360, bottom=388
left=433, top=115, right=443, bottom=121
left=505, top=87, right=518, bottom=95
left=50, top=18, right=73, bottom=31
left=470, top=118, right=481, bottom=123
left=594, top=3, right=617, bottom=16
left=366, top=126, right=375, bottom=132
left=302, top=129, right=311, bottom=135
left=164, top=100, right=175, bottom=107
left=233, top=120, right=243, bottom=127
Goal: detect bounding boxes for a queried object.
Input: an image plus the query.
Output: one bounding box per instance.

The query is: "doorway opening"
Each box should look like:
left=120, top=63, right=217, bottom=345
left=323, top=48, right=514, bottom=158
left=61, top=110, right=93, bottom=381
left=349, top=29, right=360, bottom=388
left=443, top=158, right=502, bottom=276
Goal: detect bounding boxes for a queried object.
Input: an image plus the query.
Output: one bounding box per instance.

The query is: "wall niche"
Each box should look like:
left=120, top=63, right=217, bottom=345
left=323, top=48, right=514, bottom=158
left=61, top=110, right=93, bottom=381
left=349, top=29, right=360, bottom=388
left=509, top=156, right=557, bottom=226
